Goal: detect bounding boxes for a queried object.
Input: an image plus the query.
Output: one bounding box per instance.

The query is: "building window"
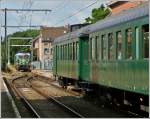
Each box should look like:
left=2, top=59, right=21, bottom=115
left=102, top=35, right=107, bottom=60
left=143, top=24, right=149, bottom=58
left=117, top=31, right=122, bottom=60
left=126, top=28, right=132, bottom=59
left=44, top=48, right=49, bottom=55
left=108, top=33, right=113, bottom=60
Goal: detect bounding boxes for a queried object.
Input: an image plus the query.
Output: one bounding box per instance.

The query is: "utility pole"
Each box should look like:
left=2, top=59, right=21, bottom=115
left=4, top=8, right=7, bottom=68
left=0, top=8, right=51, bottom=67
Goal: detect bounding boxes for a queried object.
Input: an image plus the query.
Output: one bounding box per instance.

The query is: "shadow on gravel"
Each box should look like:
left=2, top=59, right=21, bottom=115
left=50, top=96, right=142, bottom=118
left=1, top=92, right=16, bottom=118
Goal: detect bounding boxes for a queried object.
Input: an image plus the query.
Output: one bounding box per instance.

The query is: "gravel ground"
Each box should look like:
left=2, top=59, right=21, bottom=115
left=29, top=77, right=140, bottom=118
left=2, top=71, right=142, bottom=118
left=1, top=88, right=16, bottom=118
left=7, top=75, right=81, bottom=118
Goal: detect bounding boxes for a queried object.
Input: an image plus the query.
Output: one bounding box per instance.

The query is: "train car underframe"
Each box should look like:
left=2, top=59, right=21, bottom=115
left=55, top=75, right=148, bottom=116
left=84, top=83, right=149, bottom=116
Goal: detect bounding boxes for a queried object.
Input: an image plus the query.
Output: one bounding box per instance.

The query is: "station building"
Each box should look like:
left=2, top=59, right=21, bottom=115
left=31, top=24, right=88, bottom=70
left=31, top=26, right=68, bottom=70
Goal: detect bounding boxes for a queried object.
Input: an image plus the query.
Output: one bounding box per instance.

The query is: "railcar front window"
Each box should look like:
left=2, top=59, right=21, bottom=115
left=143, top=24, right=149, bottom=58
left=117, top=31, right=122, bottom=60
left=24, top=55, right=30, bottom=59
left=102, top=35, right=107, bottom=60
left=108, top=33, right=114, bottom=60
left=126, top=29, right=132, bottom=59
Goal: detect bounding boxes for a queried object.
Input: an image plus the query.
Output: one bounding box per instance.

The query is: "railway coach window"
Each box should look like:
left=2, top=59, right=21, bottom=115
left=76, top=42, right=79, bottom=60
left=63, top=45, right=65, bottom=60
left=64, top=45, right=66, bottom=60
left=95, top=36, right=99, bottom=61
left=57, top=46, right=59, bottom=60
left=108, top=33, right=114, bottom=60
left=73, top=42, right=75, bottom=60
left=135, top=27, right=139, bottom=59
left=62, top=45, right=64, bottom=60
left=60, top=46, right=62, bottom=60
left=62, top=45, right=63, bottom=60
left=142, top=24, right=149, bottom=58
left=117, top=31, right=122, bottom=60
left=126, top=28, right=132, bottom=59
left=70, top=43, right=73, bottom=60
left=102, top=35, right=107, bottom=60
left=89, top=38, right=92, bottom=60
left=92, top=38, right=95, bottom=60
left=67, top=44, right=69, bottom=60
left=59, top=46, right=60, bottom=60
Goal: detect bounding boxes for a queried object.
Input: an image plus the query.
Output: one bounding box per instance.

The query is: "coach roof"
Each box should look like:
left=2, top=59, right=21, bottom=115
left=54, top=3, right=148, bottom=44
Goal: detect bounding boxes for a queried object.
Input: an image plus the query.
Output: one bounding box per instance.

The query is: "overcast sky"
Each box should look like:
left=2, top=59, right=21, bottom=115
left=0, top=0, right=110, bottom=36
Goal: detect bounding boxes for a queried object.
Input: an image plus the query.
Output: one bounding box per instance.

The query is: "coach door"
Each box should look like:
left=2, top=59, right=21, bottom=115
left=79, top=34, right=90, bottom=81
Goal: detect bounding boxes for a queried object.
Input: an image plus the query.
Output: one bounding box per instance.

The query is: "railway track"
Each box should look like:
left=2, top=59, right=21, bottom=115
left=11, top=76, right=84, bottom=118
left=27, top=75, right=144, bottom=118
left=3, top=72, right=145, bottom=118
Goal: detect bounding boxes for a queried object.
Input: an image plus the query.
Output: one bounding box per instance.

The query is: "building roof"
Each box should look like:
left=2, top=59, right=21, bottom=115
left=31, top=26, right=68, bottom=44
left=31, top=35, right=40, bottom=44
left=40, top=26, right=68, bottom=42
left=107, top=0, right=147, bottom=15
left=107, top=1, right=127, bottom=8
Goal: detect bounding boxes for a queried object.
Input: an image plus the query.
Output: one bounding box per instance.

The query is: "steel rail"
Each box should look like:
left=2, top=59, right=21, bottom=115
left=11, top=76, right=40, bottom=118
left=27, top=77, right=85, bottom=118
left=29, top=75, right=82, bottom=96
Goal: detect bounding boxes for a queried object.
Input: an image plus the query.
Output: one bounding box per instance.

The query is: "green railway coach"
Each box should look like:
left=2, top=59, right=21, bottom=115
left=53, top=3, right=149, bottom=113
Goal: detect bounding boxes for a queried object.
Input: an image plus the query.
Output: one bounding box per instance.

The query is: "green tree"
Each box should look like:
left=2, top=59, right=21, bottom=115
left=85, top=4, right=110, bottom=24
